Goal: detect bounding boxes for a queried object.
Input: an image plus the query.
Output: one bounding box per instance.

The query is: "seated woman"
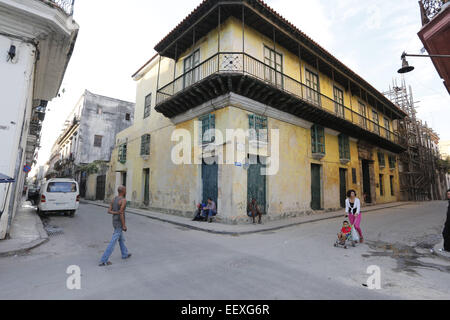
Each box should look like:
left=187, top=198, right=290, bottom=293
left=193, top=203, right=206, bottom=221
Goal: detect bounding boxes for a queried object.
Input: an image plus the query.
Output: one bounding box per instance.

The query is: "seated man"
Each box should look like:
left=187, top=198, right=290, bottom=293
left=247, top=198, right=262, bottom=224
left=202, top=198, right=217, bottom=223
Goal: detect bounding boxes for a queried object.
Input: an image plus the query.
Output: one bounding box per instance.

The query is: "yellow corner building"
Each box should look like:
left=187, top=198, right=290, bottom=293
left=105, top=0, right=407, bottom=224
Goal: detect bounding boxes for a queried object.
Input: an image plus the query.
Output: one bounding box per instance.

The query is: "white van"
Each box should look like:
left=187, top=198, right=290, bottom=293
left=38, top=178, right=80, bottom=217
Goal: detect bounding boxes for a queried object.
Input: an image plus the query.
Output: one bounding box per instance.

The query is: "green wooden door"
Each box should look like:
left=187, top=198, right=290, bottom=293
left=247, top=160, right=266, bottom=214
left=339, top=168, right=347, bottom=208
left=311, top=164, right=321, bottom=210
left=143, top=169, right=150, bottom=206
left=362, top=160, right=372, bottom=203
left=202, top=160, right=218, bottom=205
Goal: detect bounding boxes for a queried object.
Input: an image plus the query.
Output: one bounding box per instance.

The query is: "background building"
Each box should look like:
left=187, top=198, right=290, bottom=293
left=47, top=90, right=135, bottom=200
left=384, top=79, right=448, bottom=200
left=0, top=0, right=79, bottom=239
left=440, top=140, right=450, bottom=159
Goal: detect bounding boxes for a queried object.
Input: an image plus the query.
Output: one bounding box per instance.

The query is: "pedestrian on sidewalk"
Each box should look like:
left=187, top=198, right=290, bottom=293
left=345, top=190, right=364, bottom=243
left=99, top=186, right=132, bottom=266
left=442, top=189, right=450, bottom=252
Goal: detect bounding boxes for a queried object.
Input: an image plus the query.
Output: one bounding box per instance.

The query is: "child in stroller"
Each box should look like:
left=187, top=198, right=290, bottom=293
left=334, top=220, right=356, bottom=249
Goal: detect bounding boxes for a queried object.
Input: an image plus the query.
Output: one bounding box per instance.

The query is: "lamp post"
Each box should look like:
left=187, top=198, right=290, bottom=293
left=398, top=51, right=450, bottom=74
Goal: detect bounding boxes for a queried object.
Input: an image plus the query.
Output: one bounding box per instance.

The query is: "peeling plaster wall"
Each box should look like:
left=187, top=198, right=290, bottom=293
left=77, top=91, right=135, bottom=165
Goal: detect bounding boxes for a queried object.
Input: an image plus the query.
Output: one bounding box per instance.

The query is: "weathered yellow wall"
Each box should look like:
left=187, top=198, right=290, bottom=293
left=373, top=151, right=400, bottom=204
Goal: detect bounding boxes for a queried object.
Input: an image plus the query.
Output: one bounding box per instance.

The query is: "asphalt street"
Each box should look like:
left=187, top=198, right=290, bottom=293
left=0, top=201, right=449, bottom=299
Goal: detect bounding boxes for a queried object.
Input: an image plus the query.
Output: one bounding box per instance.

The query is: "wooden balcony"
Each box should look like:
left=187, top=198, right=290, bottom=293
left=38, top=0, right=74, bottom=16
left=155, top=52, right=406, bottom=153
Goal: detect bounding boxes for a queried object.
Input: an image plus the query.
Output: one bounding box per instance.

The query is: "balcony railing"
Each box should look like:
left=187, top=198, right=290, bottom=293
left=156, top=52, right=402, bottom=145
left=39, top=0, right=74, bottom=16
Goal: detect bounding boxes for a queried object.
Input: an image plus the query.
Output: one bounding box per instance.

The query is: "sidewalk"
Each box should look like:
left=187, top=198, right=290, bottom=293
left=0, top=201, right=48, bottom=257
left=81, top=200, right=414, bottom=236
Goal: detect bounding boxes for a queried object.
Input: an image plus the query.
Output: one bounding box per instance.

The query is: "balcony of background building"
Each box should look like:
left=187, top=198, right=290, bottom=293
left=38, top=0, right=74, bottom=16
left=418, top=0, right=450, bottom=93
left=155, top=52, right=406, bottom=153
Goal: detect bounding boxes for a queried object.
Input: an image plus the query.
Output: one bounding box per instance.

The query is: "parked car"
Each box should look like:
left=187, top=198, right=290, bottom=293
left=38, top=178, right=80, bottom=217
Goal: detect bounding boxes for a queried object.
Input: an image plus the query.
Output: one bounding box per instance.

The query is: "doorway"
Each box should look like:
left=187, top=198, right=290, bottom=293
left=247, top=156, right=267, bottom=214
left=96, top=175, right=106, bottom=201
left=311, top=164, right=322, bottom=210
left=143, top=169, right=150, bottom=206
left=202, top=159, right=218, bottom=205
left=362, top=160, right=372, bottom=203
left=339, top=168, right=347, bottom=208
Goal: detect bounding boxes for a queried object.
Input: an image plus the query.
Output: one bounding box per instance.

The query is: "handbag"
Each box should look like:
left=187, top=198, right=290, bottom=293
left=351, top=225, right=360, bottom=242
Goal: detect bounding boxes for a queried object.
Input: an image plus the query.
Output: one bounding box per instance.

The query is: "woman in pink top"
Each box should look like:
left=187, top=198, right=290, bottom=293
left=345, top=190, right=363, bottom=243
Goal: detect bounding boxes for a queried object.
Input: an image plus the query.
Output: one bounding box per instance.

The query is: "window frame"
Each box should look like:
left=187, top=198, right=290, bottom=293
left=263, top=45, right=283, bottom=87
left=140, top=134, right=151, bottom=156
left=358, top=101, right=367, bottom=129
left=183, top=49, right=200, bottom=89
left=378, top=152, right=386, bottom=168
left=372, top=109, right=380, bottom=135
left=199, top=113, right=215, bottom=145
left=305, top=68, right=321, bottom=106
left=388, top=155, right=396, bottom=170
left=144, top=93, right=152, bottom=119
left=333, top=86, right=345, bottom=119
left=94, top=135, right=103, bottom=148
left=384, top=117, right=391, bottom=140
left=338, top=134, right=351, bottom=161
left=248, top=114, right=268, bottom=143
left=118, top=143, right=127, bottom=164
left=311, top=124, right=325, bottom=155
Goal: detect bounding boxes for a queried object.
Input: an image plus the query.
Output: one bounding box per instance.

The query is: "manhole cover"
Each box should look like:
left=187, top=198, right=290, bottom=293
left=45, top=225, right=64, bottom=237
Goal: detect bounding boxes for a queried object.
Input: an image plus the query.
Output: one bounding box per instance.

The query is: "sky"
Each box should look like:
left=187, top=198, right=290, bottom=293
left=33, top=0, right=450, bottom=174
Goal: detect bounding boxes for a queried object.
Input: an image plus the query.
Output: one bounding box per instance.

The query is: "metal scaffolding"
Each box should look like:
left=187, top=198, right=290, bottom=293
left=383, top=79, right=445, bottom=201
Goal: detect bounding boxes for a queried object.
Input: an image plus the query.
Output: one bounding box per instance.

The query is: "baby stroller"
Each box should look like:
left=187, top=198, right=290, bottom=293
left=333, top=223, right=359, bottom=249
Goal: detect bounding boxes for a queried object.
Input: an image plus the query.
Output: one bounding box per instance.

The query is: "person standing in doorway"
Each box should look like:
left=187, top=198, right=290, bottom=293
left=99, top=186, right=132, bottom=266
left=345, top=190, right=363, bottom=243
left=247, top=198, right=262, bottom=224
left=441, top=189, right=450, bottom=252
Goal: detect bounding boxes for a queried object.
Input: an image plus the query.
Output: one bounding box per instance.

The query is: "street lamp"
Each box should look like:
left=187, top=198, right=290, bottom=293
left=398, top=51, right=450, bottom=74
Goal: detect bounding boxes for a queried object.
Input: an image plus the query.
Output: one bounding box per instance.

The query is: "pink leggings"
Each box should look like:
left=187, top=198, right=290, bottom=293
left=348, top=213, right=363, bottom=239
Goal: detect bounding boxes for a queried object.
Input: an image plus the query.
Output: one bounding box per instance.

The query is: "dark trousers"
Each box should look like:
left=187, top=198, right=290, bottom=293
left=444, top=225, right=450, bottom=251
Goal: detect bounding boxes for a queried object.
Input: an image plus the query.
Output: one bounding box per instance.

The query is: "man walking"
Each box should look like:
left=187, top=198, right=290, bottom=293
left=99, top=186, right=132, bottom=266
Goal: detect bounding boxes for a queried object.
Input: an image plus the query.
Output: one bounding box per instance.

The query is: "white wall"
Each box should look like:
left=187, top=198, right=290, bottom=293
left=0, top=34, right=36, bottom=238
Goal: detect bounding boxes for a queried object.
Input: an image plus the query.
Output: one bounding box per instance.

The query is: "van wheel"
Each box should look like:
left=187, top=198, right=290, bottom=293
left=69, top=211, right=75, bottom=218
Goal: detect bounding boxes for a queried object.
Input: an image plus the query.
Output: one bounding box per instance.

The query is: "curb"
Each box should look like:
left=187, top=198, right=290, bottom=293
left=81, top=200, right=413, bottom=236
left=0, top=238, right=49, bottom=258
left=0, top=212, right=49, bottom=258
